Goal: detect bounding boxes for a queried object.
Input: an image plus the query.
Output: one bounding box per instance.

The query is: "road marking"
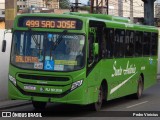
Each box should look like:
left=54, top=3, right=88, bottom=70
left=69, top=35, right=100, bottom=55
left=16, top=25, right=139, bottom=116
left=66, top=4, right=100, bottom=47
left=126, top=101, right=148, bottom=108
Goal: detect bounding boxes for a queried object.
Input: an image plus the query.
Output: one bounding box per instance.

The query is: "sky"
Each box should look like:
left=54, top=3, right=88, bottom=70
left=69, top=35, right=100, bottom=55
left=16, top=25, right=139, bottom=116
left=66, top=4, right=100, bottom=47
left=70, top=0, right=88, bottom=5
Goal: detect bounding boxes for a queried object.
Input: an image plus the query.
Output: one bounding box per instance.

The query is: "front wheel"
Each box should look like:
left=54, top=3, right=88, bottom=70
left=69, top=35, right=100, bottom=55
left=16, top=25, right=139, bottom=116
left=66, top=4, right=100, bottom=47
left=90, top=86, right=103, bottom=111
left=32, top=101, right=47, bottom=110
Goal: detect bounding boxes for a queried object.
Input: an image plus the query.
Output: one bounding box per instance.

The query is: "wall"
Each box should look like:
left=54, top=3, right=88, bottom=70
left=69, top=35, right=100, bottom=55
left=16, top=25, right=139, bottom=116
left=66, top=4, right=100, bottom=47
left=0, top=29, right=12, bottom=101
left=0, top=0, right=5, bottom=9
left=158, top=29, right=160, bottom=79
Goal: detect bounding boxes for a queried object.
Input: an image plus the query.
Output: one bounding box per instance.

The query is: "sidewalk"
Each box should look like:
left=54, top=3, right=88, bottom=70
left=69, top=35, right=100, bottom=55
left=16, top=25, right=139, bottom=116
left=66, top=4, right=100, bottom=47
left=0, top=100, right=31, bottom=110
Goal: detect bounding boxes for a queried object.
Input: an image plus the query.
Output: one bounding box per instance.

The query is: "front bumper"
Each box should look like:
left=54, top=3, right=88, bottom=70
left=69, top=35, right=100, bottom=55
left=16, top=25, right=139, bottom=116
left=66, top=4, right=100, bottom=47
left=8, top=81, right=88, bottom=105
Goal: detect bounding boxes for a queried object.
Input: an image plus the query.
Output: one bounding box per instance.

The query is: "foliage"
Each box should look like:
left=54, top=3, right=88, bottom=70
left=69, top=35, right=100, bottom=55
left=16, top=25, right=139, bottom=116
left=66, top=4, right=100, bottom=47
left=79, top=6, right=90, bottom=12
left=59, top=0, right=70, bottom=9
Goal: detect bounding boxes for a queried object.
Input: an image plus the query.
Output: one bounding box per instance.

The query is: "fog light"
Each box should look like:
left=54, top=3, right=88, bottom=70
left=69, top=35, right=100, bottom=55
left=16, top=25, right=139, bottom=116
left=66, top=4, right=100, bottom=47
left=9, top=75, right=16, bottom=86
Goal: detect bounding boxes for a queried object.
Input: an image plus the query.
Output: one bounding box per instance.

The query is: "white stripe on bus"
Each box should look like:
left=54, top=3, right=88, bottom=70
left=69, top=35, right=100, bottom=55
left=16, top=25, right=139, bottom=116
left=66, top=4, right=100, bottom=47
left=110, top=72, right=137, bottom=95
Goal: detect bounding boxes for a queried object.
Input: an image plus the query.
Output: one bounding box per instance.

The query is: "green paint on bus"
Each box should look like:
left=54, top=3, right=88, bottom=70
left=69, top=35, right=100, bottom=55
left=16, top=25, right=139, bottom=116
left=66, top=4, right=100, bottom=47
left=8, top=13, right=158, bottom=111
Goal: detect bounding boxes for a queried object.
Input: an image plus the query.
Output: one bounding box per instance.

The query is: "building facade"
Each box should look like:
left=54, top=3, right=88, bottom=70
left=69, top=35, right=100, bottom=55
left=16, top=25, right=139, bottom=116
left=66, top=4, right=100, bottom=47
left=122, top=0, right=144, bottom=18
left=0, top=0, right=5, bottom=29
left=47, top=0, right=59, bottom=9
left=0, top=0, right=5, bottom=10
left=17, top=0, right=27, bottom=10
left=17, top=0, right=59, bottom=9
left=92, top=0, right=144, bottom=17
left=0, top=0, right=5, bottom=22
left=26, top=0, right=44, bottom=7
left=155, top=3, right=160, bottom=18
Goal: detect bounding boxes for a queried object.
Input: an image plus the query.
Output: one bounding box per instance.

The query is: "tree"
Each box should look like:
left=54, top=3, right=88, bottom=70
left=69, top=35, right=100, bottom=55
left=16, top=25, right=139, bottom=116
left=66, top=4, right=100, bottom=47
left=79, top=6, right=90, bottom=12
left=59, top=0, right=70, bottom=9
left=43, top=0, right=52, bottom=8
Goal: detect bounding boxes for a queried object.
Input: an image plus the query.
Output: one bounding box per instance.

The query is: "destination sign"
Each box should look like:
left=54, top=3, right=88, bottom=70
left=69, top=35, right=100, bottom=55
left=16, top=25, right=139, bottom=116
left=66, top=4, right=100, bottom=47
left=16, top=56, right=39, bottom=63
left=18, top=17, right=83, bottom=29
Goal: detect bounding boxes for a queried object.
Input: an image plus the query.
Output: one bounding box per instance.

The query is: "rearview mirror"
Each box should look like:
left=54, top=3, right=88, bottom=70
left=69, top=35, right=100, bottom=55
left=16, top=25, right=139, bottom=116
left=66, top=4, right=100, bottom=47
left=93, top=43, right=99, bottom=55
left=2, top=40, right=6, bottom=52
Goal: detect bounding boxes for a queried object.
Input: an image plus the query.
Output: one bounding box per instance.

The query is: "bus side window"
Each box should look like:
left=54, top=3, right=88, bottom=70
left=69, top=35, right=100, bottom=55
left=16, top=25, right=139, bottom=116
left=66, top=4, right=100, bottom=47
left=151, top=33, right=158, bottom=56
left=143, top=32, right=151, bottom=56
left=101, top=29, right=107, bottom=58
left=106, top=28, right=114, bottom=58
left=135, top=31, right=143, bottom=57
left=114, top=29, right=125, bottom=58
left=125, top=30, right=134, bottom=57
left=88, top=34, right=94, bottom=64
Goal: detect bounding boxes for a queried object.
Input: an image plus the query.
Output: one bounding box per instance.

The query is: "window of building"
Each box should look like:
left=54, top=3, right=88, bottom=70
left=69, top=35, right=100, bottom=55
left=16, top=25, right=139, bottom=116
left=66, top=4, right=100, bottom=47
left=2, top=11, right=5, bottom=14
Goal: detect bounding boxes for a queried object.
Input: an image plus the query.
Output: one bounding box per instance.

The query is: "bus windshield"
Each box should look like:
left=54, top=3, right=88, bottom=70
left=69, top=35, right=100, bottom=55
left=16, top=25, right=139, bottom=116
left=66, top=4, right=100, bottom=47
left=11, top=31, right=85, bottom=71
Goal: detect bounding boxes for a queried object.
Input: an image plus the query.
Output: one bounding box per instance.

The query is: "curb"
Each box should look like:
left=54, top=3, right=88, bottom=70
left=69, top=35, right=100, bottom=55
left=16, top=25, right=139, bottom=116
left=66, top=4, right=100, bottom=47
left=0, top=100, right=31, bottom=110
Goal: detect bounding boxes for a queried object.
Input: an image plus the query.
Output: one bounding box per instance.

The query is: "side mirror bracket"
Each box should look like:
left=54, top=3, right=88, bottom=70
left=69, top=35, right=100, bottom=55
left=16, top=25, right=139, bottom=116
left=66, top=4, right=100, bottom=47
left=1, top=29, right=12, bottom=52
left=2, top=40, right=6, bottom=52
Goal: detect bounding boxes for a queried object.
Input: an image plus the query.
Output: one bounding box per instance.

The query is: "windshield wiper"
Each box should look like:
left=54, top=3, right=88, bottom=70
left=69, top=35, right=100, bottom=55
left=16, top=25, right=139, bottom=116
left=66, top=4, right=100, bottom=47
left=53, top=30, right=67, bottom=50
left=50, top=30, right=68, bottom=57
left=25, top=28, right=41, bottom=57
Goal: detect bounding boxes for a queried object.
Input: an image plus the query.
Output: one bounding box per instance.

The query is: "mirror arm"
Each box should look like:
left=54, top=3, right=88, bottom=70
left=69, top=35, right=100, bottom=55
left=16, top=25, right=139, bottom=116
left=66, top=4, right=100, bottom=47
left=2, top=40, right=6, bottom=52
left=88, top=59, right=95, bottom=67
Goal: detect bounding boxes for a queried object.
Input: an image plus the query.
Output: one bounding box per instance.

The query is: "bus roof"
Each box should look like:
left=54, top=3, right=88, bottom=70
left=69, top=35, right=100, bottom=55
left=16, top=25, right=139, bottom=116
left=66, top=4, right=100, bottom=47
left=64, top=12, right=158, bottom=33
left=14, top=13, right=158, bottom=33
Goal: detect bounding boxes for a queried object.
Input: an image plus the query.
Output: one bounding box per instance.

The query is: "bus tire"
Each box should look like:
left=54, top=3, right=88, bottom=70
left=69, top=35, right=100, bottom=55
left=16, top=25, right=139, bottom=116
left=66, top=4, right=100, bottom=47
left=134, top=77, right=143, bottom=99
left=32, top=101, right=47, bottom=110
left=90, top=85, right=103, bottom=111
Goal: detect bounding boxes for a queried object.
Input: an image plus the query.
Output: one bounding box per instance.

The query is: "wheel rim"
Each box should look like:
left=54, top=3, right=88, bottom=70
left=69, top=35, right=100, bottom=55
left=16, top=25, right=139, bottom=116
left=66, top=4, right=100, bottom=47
left=138, top=80, right=142, bottom=98
left=95, top=86, right=103, bottom=110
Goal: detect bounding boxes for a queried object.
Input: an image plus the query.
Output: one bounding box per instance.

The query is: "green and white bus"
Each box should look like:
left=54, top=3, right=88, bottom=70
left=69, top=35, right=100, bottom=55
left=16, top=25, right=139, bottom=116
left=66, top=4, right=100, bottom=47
left=8, top=13, right=158, bottom=111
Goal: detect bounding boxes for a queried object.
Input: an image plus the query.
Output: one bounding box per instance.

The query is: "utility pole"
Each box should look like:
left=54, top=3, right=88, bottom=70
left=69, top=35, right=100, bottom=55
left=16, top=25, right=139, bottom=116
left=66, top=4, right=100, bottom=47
left=95, top=0, right=104, bottom=14
left=96, top=0, right=98, bottom=13
left=90, top=0, right=94, bottom=13
left=5, top=0, right=17, bottom=29
left=130, top=0, right=133, bottom=23
left=101, top=0, right=104, bottom=14
left=142, top=0, right=156, bottom=25
left=75, top=0, right=78, bottom=12
left=118, top=0, right=123, bottom=17
left=106, top=0, right=109, bottom=14
left=72, top=0, right=81, bottom=12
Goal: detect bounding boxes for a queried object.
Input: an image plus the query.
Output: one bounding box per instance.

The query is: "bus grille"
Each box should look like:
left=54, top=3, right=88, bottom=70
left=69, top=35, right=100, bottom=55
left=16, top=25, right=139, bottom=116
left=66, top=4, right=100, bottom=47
left=18, top=74, right=70, bottom=81
left=17, top=85, right=70, bottom=98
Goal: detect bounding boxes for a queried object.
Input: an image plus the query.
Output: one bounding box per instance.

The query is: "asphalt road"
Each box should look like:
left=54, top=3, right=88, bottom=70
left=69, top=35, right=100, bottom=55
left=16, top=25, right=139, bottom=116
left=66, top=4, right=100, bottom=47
left=1, top=80, right=160, bottom=120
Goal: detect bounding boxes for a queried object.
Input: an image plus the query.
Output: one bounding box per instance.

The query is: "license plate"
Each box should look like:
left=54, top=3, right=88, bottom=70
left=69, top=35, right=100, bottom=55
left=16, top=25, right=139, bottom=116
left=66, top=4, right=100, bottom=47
left=24, top=85, right=36, bottom=90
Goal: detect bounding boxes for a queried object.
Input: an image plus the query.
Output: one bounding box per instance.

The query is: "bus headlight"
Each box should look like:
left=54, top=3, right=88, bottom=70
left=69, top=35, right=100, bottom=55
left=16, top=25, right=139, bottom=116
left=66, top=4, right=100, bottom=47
left=9, top=75, right=16, bottom=86
left=71, top=80, right=83, bottom=91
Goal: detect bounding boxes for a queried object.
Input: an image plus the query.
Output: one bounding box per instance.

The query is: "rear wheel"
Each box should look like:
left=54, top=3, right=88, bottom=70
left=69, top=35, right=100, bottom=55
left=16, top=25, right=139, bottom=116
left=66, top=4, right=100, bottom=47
left=134, top=77, right=143, bottom=99
left=32, top=101, right=47, bottom=110
left=91, top=85, right=103, bottom=111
